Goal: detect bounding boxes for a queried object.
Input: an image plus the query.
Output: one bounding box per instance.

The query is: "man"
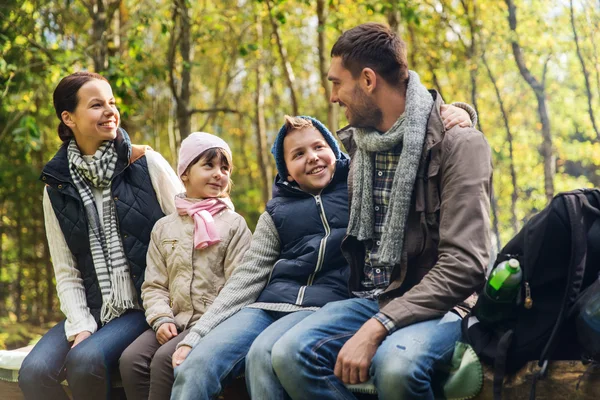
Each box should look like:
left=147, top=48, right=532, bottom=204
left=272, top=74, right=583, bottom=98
left=270, top=23, right=492, bottom=399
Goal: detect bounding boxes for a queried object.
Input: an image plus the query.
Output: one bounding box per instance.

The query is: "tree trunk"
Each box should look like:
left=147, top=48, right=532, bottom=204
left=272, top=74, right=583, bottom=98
left=482, top=52, right=520, bottom=234
left=84, top=0, right=121, bottom=73
left=461, top=0, right=482, bottom=132
left=254, top=17, right=272, bottom=207
left=505, top=0, right=554, bottom=203
left=316, top=0, right=337, bottom=133
left=0, top=201, right=5, bottom=317
left=386, top=2, right=402, bottom=36
left=265, top=0, right=299, bottom=115
left=570, top=0, right=600, bottom=141
left=168, top=0, right=192, bottom=141
left=15, top=195, right=23, bottom=321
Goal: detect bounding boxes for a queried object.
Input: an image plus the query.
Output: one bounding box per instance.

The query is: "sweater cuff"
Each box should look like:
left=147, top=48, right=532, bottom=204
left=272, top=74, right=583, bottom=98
left=64, top=315, right=98, bottom=342
left=372, top=312, right=398, bottom=334
left=177, top=331, right=202, bottom=349
left=152, top=316, right=176, bottom=332
left=451, top=102, right=478, bottom=128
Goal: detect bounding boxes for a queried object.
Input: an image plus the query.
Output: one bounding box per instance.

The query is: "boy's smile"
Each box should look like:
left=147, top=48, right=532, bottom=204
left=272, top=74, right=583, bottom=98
left=283, top=126, right=337, bottom=195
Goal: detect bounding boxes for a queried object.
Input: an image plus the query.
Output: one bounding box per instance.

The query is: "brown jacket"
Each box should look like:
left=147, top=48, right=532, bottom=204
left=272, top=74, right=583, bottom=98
left=338, top=91, right=492, bottom=331
left=142, top=206, right=252, bottom=331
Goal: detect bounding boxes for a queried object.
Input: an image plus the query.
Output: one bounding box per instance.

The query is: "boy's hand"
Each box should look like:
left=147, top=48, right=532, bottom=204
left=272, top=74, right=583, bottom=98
left=172, top=345, right=192, bottom=368
left=71, top=330, right=92, bottom=348
left=156, top=323, right=178, bottom=345
left=441, top=104, right=472, bottom=129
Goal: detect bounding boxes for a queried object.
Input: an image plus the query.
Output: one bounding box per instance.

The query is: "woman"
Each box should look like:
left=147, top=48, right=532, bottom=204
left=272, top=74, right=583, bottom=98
left=18, top=71, right=183, bottom=400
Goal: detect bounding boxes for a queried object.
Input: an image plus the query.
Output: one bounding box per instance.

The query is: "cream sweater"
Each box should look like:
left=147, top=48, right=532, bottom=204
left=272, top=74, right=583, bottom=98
left=43, top=150, right=183, bottom=341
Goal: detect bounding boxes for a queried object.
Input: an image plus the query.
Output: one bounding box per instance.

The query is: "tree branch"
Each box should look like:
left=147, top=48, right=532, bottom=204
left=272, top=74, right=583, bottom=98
left=189, top=107, right=241, bottom=115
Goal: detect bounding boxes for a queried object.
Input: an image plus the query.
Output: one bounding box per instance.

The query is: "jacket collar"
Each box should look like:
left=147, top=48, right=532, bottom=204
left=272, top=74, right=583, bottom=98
left=41, top=128, right=133, bottom=185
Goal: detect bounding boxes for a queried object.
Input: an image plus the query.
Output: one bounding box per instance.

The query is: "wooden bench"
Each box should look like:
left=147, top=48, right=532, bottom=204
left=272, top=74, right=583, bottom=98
left=2, top=346, right=598, bottom=399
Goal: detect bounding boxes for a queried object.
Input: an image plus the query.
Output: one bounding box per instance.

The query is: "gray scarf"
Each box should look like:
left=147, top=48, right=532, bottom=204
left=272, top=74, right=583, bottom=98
left=348, top=70, right=434, bottom=265
left=68, top=139, right=136, bottom=324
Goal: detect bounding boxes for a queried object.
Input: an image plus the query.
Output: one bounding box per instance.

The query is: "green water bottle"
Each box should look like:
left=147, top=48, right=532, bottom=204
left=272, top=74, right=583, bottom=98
left=486, top=258, right=522, bottom=301
left=476, top=258, right=522, bottom=325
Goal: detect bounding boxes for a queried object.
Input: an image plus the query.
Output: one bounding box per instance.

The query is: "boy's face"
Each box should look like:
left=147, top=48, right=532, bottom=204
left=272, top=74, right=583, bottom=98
left=283, top=126, right=336, bottom=195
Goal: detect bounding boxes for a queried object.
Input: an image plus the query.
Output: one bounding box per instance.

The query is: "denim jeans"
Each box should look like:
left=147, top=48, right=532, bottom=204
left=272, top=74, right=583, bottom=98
left=272, top=298, right=462, bottom=400
left=170, top=307, right=313, bottom=400
left=18, top=310, right=148, bottom=400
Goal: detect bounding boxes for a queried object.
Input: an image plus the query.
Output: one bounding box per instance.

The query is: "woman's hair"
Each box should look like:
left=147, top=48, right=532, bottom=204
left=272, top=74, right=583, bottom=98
left=186, top=147, right=234, bottom=197
left=53, top=71, right=108, bottom=142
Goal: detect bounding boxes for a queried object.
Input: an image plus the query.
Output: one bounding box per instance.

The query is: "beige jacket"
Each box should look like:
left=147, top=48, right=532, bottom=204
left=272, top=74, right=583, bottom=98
left=339, top=91, right=492, bottom=330
left=142, top=205, right=252, bottom=331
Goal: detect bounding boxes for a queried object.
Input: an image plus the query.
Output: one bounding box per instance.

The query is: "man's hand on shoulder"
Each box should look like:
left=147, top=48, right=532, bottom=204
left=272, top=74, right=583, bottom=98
left=334, top=318, right=388, bottom=384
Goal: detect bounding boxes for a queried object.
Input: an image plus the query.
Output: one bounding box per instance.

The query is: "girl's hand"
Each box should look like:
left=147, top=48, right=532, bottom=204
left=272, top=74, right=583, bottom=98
left=172, top=345, right=192, bottom=368
left=440, top=104, right=472, bottom=129
left=71, top=331, right=92, bottom=348
left=156, top=323, right=178, bottom=345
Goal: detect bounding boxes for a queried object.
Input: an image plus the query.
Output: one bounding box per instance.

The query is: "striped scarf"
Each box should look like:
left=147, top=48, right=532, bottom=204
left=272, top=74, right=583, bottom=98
left=67, top=139, right=136, bottom=324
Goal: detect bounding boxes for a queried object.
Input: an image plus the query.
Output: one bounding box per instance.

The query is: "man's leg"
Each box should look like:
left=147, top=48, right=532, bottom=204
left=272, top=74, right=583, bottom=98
left=170, top=308, right=274, bottom=400
left=245, top=310, right=313, bottom=400
left=272, top=298, right=378, bottom=400
left=371, top=311, right=462, bottom=400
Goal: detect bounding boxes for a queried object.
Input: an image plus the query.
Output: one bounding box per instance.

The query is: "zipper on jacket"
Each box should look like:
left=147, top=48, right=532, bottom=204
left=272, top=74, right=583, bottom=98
left=297, top=194, right=331, bottom=305
left=267, top=258, right=287, bottom=286
left=162, top=239, right=178, bottom=250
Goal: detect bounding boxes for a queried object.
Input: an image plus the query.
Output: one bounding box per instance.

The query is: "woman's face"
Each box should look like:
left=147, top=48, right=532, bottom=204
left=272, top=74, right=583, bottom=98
left=62, top=79, right=120, bottom=153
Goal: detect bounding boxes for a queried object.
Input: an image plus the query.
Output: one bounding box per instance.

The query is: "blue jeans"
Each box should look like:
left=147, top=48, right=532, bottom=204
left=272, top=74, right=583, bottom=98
left=170, top=307, right=313, bottom=400
left=272, top=298, right=462, bottom=400
left=18, top=310, right=148, bottom=400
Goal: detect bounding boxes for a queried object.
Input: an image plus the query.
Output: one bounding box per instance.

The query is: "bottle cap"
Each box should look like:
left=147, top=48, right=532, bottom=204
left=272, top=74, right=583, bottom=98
left=507, top=258, right=520, bottom=272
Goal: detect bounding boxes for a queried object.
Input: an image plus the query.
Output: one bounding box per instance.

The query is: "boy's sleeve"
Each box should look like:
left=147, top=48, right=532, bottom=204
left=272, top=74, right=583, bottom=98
left=223, top=215, right=253, bottom=281
left=178, top=212, right=281, bottom=349
left=142, top=222, right=176, bottom=331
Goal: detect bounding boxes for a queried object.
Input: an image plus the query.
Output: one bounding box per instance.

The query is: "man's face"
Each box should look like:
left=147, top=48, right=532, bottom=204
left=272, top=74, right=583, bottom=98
left=328, top=56, right=382, bottom=130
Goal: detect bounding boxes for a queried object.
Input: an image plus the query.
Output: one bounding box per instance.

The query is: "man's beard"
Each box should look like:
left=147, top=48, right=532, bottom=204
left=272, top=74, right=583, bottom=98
left=344, top=85, right=383, bottom=130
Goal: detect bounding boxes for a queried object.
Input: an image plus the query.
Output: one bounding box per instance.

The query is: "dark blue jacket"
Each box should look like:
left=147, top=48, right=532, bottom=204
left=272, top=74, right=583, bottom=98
left=256, top=157, right=351, bottom=307
left=41, top=130, right=164, bottom=324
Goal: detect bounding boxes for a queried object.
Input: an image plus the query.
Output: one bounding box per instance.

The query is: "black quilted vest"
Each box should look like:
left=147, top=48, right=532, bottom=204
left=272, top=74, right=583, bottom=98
left=41, top=130, right=165, bottom=324
left=257, top=158, right=351, bottom=307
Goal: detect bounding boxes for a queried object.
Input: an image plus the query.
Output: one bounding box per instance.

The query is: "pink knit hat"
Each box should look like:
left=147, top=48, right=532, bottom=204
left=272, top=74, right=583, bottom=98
left=177, top=132, right=232, bottom=178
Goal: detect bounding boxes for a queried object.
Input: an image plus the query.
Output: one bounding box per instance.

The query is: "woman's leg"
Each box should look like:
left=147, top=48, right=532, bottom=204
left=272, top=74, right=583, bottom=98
left=147, top=329, right=189, bottom=400
left=120, top=328, right=161, bottom=400
left=64, top=310, right=148, bottom=400
left=246, top=310, right=314, bottom=400
left=170, top=308, right=275, bottom=400
left=18, top=320, right=72, bottom=400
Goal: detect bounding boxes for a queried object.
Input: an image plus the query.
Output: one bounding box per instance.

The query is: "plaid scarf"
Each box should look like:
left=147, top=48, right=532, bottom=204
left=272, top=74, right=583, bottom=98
left=348, top=70, right=434, bottom=265
left=67, top=139, right=136, bottom=324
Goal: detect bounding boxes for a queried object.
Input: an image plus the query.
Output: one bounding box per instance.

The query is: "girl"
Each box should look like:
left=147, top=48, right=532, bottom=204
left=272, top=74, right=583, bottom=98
left=120, top=132, right=252, bottom=400
left=18, top=72, right=183, bottom=400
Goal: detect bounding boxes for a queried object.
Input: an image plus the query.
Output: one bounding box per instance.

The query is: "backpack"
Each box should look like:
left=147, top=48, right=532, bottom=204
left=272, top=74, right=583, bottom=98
left=461, top=188, right=600, bottom=400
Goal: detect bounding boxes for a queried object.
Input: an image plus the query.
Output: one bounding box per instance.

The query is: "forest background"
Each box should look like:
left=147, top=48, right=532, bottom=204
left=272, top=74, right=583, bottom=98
left=1, top=0, right=599, bottom=349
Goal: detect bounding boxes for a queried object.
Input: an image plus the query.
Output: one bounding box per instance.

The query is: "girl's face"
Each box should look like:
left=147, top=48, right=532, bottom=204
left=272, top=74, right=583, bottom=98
left=182, top=154, right=230, bottom=199
left=62, top=79, right=120, bottom=153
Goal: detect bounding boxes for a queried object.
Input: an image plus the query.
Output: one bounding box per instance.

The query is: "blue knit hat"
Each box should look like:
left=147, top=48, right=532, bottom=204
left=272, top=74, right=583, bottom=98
left=270, top=116, right=341, bottom=179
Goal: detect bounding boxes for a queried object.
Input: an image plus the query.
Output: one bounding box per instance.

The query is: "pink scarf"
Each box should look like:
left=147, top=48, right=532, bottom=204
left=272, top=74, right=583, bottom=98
left=175, top=197, right=229, bottom=249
